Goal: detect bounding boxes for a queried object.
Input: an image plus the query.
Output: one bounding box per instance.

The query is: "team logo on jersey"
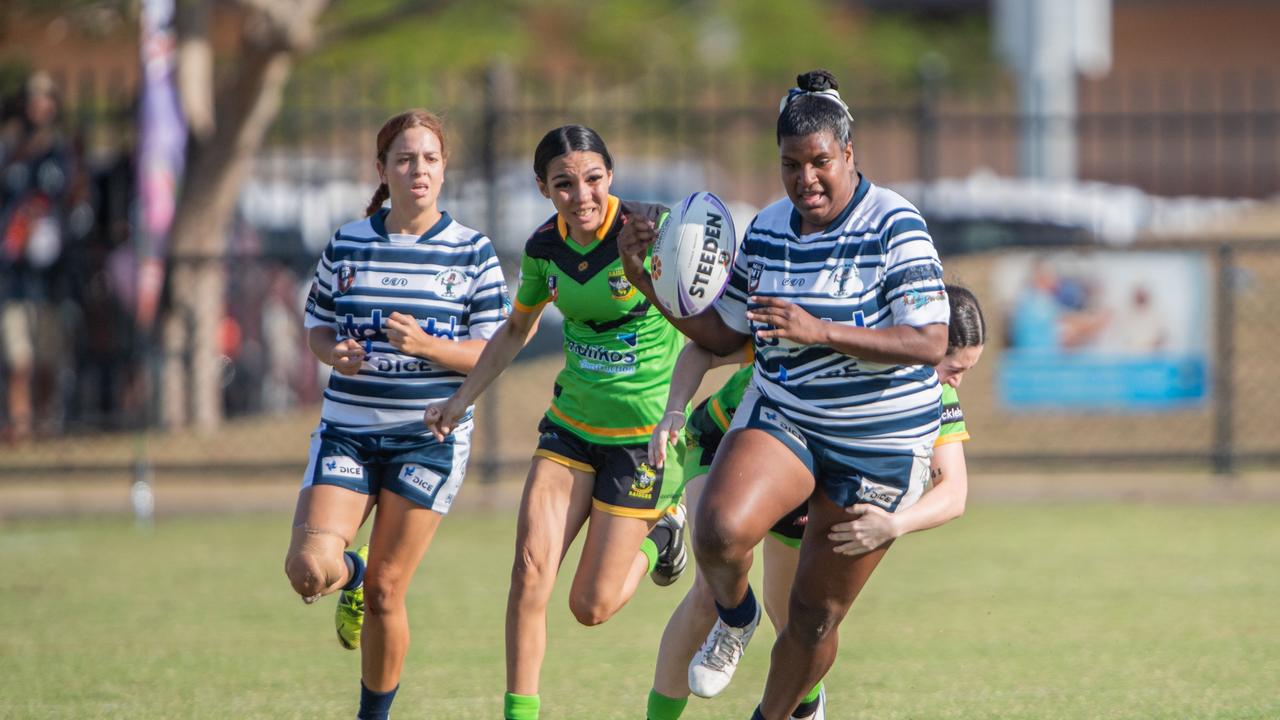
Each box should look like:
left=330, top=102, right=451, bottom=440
left=547, top=275, right=559, bottom=302
left=432, top=269, right=465, bottom=298
left=629, top=463, right=657, bottom=500
left=335, top=264, right=357, bottom=295
left=608, top=267, right=635, bottom=300
left=578, top=260, right=589, bottom=272
left=830, top=263, right=857, bottom=298
left=748, top=261, right=764, bottom=293
left=904, top=289, right=945, bottom=310
left=650, top=256, right=663, bottom=281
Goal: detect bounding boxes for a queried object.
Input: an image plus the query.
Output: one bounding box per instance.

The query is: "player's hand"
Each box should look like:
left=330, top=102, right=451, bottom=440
left=829, top=503, right=900, bottom=555
left=617, top=217, right=656, bottom=295
left=648, top=410, right=686, bottom=468
left=424, top=395, right=467, bottom=441
left=330, top=339, right=364, bottom=376
left=747, top=296, right=828, bottom=345
left=386, top=311, right=434, bottom=358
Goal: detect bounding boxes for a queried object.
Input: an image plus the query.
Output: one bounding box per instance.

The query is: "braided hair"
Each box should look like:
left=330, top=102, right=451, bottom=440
left=945, top=285, right=986, bottom=352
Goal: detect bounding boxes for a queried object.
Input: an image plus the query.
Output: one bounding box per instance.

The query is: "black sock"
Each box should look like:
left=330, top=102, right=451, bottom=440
left=358, top=681, right=397, bottom=720
left=792, top=696, right=821, bottom=718
left=343, top=549, right=366, bottom=591
left=647, top=524, right=673, bottom=555
left=714, top=585, right=758, bottom=628
left=750, top=706, right=766, bottom=720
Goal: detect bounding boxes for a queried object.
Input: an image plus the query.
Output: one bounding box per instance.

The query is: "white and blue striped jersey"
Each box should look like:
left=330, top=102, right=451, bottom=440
left=714, top=175, right=948, bottom=452
left=304, top=210, right=509, bottom=432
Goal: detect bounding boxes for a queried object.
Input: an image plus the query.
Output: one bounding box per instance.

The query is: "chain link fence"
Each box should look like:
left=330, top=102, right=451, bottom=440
left=4, top=67, right=1279, bottom=489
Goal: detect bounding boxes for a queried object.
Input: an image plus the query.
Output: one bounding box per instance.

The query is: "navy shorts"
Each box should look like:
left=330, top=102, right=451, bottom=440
left=302, top=421, right=472, bottom=514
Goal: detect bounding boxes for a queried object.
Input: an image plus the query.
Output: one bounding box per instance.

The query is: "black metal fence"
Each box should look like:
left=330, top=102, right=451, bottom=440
left=4, top=67, right=1279, bottom=483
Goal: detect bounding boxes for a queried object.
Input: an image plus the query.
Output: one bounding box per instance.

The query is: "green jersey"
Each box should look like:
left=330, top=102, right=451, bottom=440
left=937, top=384, right=969, bottom=445
left=515, top=196, right=683, bottom=445
left=689, top=367, right=969, bottom=448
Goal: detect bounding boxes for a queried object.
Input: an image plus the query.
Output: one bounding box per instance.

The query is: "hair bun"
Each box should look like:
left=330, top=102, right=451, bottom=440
left=796, top=69, right=839, bottom=92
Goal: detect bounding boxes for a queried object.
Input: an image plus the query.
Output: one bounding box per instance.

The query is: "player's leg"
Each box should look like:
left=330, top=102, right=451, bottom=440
left=284, top=428, right=377, bottom=603
left=358, top=490, right=443, bottom=686
left=688, top=427, right=814, bottom=698
left=762, top=530, right=825, bottom=720
left=757, top=489, right=891, bottom=719
left=761, top=516, right=804, bottom=630
left=567, top=507, right=654, bottom=625
left=569, top=440, right=687, bottom=625
left=649, top=473, right=715, bottom=720
left=354, top=427, right=475, bottom=718
left=505, top=455, right=595, bottom=717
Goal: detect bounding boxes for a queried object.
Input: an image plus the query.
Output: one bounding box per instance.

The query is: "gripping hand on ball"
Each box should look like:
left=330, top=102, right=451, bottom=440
left=617, top=217, right=656, bottom=297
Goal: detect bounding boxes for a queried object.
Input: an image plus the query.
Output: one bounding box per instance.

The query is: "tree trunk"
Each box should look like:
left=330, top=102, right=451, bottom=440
left=163, top=47, right=294, bottom=431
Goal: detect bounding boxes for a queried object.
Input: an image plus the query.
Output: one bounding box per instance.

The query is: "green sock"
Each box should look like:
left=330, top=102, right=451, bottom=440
left=504, top=692, right=539, bottom=720
left=801, top=681, right=823, bottom=704
left=640, top=537, right=659, bottom=574
left=646, top=689, right=688, bottom=720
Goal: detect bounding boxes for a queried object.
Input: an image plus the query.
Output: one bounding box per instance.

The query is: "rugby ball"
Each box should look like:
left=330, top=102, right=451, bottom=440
left=650, top=191, right=738, bottom=318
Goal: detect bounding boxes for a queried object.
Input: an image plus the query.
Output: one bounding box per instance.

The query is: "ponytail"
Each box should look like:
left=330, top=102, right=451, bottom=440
left=365, top=183, right=390, bottom=218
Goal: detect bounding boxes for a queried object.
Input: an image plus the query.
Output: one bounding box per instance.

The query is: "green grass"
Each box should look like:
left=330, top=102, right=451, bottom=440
left=2, top=503, right=1278, bottom=719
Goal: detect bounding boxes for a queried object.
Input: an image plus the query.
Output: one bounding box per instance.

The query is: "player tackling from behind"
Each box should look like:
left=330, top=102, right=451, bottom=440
left=425, top=125, right=689, bottom=720
left=284, top=109, right=509, bottom=720
left=619, top=69, right=950, bottom=720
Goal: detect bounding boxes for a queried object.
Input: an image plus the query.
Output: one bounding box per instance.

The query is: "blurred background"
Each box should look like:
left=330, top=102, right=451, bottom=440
left=2, top=0, right=1279, bottom=517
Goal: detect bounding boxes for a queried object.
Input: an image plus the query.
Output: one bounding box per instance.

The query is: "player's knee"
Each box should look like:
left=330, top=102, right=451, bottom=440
left=284, top=550, right=331, bottom=598
left=363, top=568, right=406, bottom=618
left=509, top=545, right=555, bottom=597
left=568, top=589, right=620, bottom=627
left=786, top=596, right=844, bottom=647
left=692, top=519, right=751, bottom=566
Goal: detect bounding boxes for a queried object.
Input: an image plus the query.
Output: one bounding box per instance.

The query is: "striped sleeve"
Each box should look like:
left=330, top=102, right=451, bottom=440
left=713, top=222, right=753, bottom=334
left=303, top=236, right=338, bottom=330
left=466, top=235, right=509, bottom=341
left=881, top=213, right=948, bottom=327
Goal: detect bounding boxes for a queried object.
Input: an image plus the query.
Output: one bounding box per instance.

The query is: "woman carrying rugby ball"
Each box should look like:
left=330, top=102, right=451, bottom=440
left=642, top=286, right=985, bottom=720
left=619, top=69, right=951, bottom=720
left=426, top=125, right=689, bottom=720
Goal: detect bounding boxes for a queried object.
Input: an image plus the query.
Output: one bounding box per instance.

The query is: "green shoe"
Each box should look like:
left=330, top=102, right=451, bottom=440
left=335, top=544, right=368, bottom=650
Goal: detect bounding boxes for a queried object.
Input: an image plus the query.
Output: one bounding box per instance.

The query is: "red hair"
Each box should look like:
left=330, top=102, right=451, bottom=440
left=365, top=109, right=447, bottom=217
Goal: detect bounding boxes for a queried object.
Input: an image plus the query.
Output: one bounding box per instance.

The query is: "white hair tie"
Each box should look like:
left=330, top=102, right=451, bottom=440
left=778, top=87, right=854, bottom=123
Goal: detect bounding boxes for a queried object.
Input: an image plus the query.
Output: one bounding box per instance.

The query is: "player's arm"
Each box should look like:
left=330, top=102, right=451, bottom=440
left=828, top=441, right=968, bottom=555
left=648, top=342, right=748, bottom=467
left=384, top=312, right=492, bottom=374
left=748, top=296, right=947, bottom=366
left=616, top=216, right=750, bottom=355
left=307, top=325, right=363, bottom=377
left=423, top=305, right=542, bottom=440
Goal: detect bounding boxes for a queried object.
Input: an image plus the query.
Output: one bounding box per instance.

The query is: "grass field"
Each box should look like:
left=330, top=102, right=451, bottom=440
left=3, top=502, right=1278, bottom=720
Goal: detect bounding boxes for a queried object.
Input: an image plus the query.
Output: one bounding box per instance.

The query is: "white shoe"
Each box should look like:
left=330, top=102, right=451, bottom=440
left=687, top=601, right=762, bottom=698
left=789, top=686, right=826, bottom=720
